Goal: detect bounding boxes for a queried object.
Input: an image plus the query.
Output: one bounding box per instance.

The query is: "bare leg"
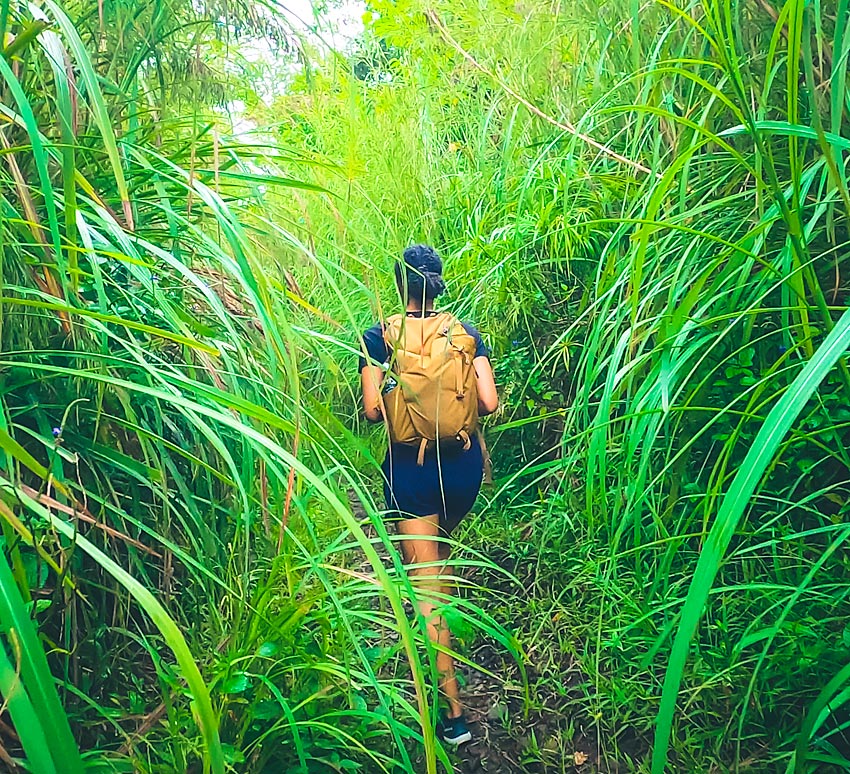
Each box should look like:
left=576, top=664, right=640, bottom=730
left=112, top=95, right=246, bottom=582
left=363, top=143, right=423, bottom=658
left=437, top=539, right=461, bottom=718
left=397, top=516, right=462, bottom=719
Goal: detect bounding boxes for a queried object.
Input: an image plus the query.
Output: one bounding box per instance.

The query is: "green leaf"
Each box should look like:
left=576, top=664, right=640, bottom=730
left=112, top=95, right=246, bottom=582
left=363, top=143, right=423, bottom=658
left=257, top=641, right=279, bottom=657
left=0, top=426, right=47, bottom=479
left=652, top=304, right=850, bottom=773
left=221, top=672, right=251, bottom=694
left=0, top=642, right=57, bottom=774
left=16, top=490, right=225, bottom=774
left=2, top=19, right=49, bottom=59
left=0, top=549, right=83, bottom=772
left=40, top=0, right=134, bottom=228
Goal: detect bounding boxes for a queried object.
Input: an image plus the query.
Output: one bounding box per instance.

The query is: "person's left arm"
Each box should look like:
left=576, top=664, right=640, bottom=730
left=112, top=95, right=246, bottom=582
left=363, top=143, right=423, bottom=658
left=359, top=324, right=387, bottom=423
left=361, top=364, right=384, bottom=423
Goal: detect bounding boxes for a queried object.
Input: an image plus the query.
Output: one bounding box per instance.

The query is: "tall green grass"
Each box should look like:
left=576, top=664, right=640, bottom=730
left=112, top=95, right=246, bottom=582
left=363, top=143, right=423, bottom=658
left=268, top=0, right=850, bottom=770
left=5, top=0, right=850, bottom=769
left=0, top=1, right=523, bottom=772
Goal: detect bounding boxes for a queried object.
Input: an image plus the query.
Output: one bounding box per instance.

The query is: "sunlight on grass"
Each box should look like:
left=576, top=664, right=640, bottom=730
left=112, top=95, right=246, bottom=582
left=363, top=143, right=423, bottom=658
left=0, top=0, right=848, bottom=771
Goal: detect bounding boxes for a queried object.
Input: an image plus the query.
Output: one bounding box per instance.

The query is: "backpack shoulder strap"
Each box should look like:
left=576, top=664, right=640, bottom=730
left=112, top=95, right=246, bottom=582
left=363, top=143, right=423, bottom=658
left=477, top=427, right=493, bottom=485
left=434, top=311, right=461, bottom=329
left=382, top=313, right=403, bottom=346
left=442, top=315, right=477, bottom=355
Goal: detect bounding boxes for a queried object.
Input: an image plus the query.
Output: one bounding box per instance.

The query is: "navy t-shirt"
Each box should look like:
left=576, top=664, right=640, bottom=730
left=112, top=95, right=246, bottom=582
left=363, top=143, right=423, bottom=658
left=358, top=313, right=490, bottom=371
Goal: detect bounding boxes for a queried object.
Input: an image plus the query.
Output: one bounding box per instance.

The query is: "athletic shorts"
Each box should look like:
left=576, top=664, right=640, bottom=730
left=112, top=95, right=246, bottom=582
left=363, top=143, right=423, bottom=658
left=381, top=435, right=484, bottom=535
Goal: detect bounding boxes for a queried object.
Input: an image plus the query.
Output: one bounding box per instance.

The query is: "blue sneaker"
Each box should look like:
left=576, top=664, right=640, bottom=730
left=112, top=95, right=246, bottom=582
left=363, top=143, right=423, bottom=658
left=437, top=713, right=472, bottom=746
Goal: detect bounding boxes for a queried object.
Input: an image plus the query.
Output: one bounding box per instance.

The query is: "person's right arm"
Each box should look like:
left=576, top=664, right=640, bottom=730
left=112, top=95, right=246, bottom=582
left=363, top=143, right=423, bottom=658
left=474, top=356, right=498, bottom=416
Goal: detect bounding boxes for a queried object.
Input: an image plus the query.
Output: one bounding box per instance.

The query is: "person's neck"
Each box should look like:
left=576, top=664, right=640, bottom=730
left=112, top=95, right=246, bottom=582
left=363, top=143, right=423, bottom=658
left=405, top=300, right=434, bottom=316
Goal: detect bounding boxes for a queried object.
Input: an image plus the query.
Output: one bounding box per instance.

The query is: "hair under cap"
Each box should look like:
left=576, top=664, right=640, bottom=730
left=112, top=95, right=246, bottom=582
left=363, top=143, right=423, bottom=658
left=396, top=244, right=446, bottom=301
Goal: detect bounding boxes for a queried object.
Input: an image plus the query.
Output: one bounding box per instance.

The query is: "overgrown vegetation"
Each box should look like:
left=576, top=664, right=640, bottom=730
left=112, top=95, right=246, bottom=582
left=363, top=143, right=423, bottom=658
left=2, top=0, right=850, bottom=772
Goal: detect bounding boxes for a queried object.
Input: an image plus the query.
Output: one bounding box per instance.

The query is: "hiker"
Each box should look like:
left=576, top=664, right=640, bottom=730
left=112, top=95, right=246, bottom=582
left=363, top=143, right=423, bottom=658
left=359, top=244, right=498, bottom=747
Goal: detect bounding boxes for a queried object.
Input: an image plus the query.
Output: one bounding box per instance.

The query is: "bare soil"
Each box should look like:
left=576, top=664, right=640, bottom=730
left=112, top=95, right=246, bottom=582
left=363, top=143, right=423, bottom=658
left=351, top=507, right=645, bottom=773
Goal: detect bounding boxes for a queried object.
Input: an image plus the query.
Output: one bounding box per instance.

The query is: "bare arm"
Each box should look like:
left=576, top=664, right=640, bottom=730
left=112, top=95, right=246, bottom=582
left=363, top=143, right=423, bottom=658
left=474, top=355, right=498, bottom=416
left=361, top=365, right=384, bottom=423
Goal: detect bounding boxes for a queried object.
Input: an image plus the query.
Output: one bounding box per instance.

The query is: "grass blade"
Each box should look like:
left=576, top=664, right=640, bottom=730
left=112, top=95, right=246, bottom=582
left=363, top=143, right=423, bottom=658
left=0, top=538, right=83, bottom=773
left=652, top=305, right=850, bottom=773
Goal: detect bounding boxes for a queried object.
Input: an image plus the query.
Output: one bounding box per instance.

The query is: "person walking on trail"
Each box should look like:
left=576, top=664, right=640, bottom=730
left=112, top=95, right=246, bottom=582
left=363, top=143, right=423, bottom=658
left=359, top=244, right=499, bottom=747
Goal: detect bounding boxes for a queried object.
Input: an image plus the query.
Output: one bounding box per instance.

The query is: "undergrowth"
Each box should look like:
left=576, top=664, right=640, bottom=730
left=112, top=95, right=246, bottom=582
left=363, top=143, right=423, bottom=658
left=2, top=0, right=850, bottom=772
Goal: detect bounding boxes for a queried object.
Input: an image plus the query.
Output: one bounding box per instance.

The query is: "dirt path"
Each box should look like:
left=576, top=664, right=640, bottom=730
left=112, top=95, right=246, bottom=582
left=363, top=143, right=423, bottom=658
left=449, top=640, right=596, bottom=774
left=452, top=665, right=546, bottom=774
left=349, top=502, right=614, bottom=773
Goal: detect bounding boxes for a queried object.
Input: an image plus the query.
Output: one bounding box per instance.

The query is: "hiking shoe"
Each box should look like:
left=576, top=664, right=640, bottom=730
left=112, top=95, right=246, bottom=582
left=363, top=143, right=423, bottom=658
left=438, top=714, right=472, bottom=746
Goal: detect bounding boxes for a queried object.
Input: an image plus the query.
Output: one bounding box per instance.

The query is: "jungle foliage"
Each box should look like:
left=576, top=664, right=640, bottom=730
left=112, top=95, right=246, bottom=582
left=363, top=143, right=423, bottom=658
left=1, top=0, right=849, bottom=772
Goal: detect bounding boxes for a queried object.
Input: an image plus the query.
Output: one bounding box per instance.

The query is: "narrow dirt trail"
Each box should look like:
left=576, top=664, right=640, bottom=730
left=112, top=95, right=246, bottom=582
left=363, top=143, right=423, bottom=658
left=350, top=500, right=605, bottom=773
left=448, top=632, right=596, bottom=774
left=451, top=662, right=540, bottom=774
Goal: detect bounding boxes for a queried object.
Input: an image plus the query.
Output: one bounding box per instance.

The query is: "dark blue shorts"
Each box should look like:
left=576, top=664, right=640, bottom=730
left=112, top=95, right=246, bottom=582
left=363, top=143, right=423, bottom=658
left=381, top=436, right=484, bottom=535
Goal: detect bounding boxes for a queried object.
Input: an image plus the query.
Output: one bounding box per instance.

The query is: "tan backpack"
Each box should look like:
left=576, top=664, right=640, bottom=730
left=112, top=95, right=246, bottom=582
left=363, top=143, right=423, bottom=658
left=381, top=311, right=479, bottom=465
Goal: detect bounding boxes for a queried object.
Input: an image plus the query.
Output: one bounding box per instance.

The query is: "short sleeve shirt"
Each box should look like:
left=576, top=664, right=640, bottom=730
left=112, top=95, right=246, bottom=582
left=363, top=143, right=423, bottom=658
left=359, top=314, right=490, bottom=371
